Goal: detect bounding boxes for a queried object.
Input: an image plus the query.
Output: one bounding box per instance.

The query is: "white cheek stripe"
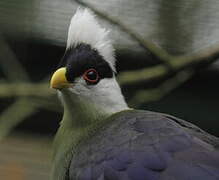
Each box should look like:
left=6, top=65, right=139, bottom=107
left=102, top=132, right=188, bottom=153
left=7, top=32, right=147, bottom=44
left=69, top=77, right=129, bottom=115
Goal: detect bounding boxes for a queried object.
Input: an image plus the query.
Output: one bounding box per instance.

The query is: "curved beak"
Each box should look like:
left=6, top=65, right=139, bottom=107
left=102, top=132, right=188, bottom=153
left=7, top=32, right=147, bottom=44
left=50, top=67, right=70, bottom=89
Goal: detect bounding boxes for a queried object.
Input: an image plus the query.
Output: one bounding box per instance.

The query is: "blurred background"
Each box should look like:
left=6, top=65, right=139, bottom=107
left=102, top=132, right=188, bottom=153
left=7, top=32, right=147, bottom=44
left=0, top=0, right=219, bottom=179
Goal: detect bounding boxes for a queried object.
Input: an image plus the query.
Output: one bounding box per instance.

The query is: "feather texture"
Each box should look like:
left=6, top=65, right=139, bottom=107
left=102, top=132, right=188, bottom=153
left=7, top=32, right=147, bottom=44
left=66, top=8, right=116, bottom=72
left=68, top=110, right=219, bottom=180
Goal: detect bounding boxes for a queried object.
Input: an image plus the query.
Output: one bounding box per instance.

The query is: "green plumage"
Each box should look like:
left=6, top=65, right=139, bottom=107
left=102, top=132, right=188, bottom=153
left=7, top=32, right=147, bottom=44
left=51, top=89, right=121, bottom=180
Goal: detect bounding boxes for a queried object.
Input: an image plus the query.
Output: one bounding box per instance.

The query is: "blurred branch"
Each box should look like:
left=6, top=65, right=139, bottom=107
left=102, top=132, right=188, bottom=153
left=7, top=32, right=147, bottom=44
left=0, top=35, right=30, bottom=82
left=0, top=96, right=61, bottom=141
left=0, top=36, right=38, bottom=140
left=74, top=0, right=172, bottom=66
left=118, top=64, right=167, bottom=85
left=74, top=0, right=219, bottom=95
left=0, top=99, right=37, bottom=141
left=129, top=69, right=194, bottom=106
left=30, top=97, right=62, bottom=113
left=0, top=36, right=60, bottom=139
left=118, top=43, right=219, bottom=85
left=0, top=83, right=54, bottom=97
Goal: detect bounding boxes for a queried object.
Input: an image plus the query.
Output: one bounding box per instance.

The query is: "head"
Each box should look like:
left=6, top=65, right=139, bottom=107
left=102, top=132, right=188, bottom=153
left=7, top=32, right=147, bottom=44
left=50, top=8, right=128, bottom=118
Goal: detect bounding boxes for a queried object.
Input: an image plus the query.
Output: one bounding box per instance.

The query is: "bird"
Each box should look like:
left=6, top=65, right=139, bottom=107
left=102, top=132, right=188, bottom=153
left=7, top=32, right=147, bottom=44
left=50, top=8, right=219, bottom=180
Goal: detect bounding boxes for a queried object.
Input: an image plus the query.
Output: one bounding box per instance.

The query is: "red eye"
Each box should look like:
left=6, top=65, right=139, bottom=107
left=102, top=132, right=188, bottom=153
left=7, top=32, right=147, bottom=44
left=83, top=69, right=99, bottom=84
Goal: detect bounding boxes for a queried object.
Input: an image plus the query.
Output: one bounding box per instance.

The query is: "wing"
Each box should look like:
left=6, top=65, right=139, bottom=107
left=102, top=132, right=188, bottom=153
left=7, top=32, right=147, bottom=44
left=68, top=110, right=219, bottom=180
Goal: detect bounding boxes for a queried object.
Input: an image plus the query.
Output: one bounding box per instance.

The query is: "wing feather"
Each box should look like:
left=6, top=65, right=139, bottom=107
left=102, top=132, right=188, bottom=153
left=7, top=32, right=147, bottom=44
left=68, top=110, right=219, bottom=180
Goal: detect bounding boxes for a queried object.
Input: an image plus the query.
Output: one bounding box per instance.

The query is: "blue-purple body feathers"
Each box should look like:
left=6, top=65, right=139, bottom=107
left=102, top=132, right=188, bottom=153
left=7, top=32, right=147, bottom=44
left=68, top=110, right=219, bottom=180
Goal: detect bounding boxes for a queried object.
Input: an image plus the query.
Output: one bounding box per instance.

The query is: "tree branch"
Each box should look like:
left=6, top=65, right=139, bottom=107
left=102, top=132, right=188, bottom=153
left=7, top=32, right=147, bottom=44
left=0, top=83, right=54, bottom=97
left=74, top=0, right=173, bottom=66
left=129, top=69, right=194, bottom=106
left=0, top=99, right=37, bottom=140
left=118, top=43, right=219, bottom=85
left=0, top=35, right=30, bottom=82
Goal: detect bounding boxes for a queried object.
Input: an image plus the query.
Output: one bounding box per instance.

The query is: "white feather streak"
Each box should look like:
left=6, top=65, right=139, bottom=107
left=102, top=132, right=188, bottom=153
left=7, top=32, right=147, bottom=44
left=67, top=8, right=116, bottom=71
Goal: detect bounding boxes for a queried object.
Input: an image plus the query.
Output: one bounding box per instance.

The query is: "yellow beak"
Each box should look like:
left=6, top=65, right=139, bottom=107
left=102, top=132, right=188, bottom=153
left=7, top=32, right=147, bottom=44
left=50, top=67, right=70, bottom=89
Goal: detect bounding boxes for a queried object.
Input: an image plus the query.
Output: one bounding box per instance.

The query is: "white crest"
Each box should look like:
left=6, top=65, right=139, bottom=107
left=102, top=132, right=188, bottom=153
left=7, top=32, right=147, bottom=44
left=67, top=8, right=116, bottom=72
